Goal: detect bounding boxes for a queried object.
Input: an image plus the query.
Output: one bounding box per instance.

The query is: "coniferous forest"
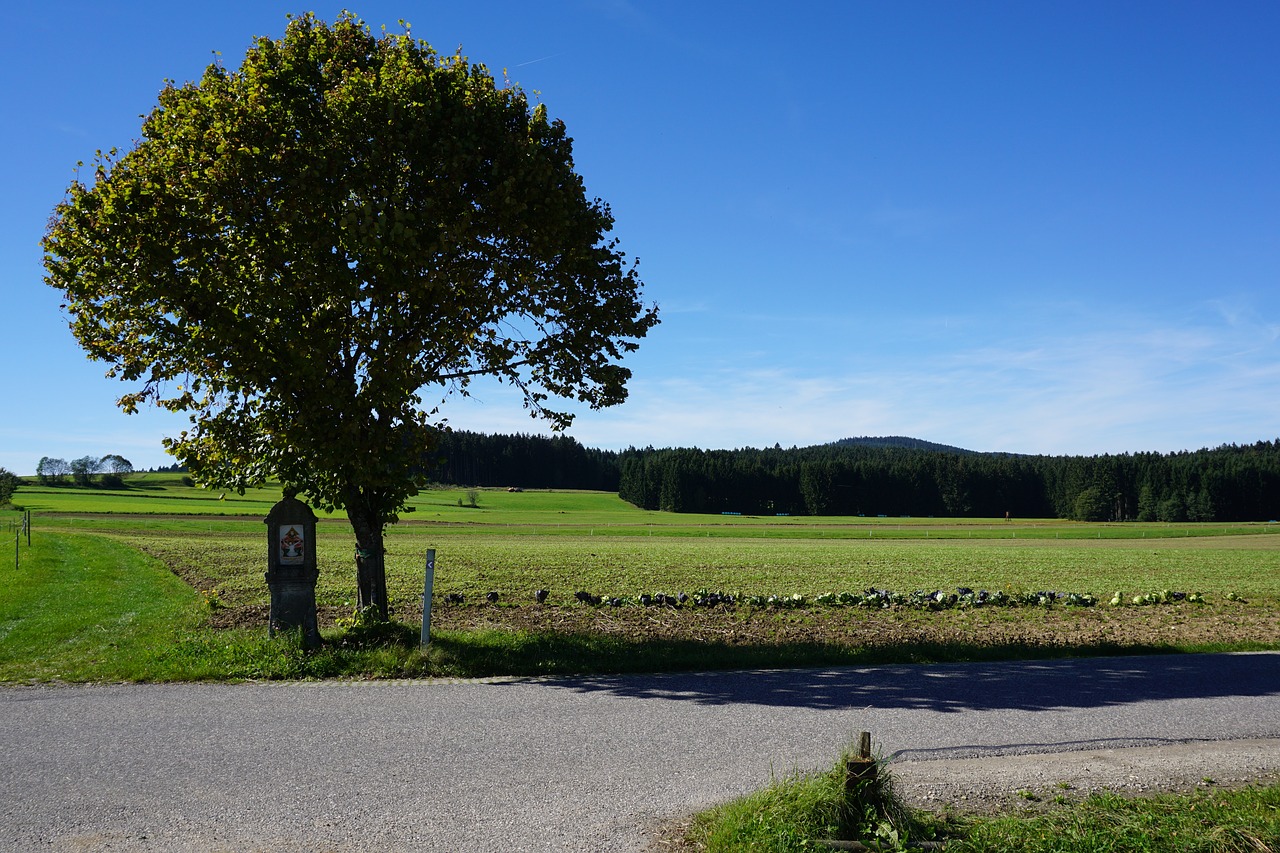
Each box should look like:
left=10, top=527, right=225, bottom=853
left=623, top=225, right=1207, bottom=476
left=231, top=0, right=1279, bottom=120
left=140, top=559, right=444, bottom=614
left=429, top=431, right=1280, bottom=522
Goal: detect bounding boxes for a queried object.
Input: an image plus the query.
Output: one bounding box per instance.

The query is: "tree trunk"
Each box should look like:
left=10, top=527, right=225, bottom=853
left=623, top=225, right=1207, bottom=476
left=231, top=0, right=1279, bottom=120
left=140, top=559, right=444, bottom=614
left=346, top=499, right=389, bottom=621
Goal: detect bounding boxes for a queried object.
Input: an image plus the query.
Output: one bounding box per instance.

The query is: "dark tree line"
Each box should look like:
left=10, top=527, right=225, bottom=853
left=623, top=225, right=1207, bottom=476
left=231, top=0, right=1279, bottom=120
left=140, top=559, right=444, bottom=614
left=615, top=441, right=1280, bottom=522
left=425, top=431, right=623, bottom=491
left=426, top=430, right=1280, bottom=522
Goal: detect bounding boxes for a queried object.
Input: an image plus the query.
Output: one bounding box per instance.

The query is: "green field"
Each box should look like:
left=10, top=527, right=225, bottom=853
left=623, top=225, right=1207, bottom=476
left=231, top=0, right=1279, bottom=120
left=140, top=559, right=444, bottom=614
left=20, top=475, right=1280, bottom=604
left=3, top=475, right=1279, bottom=682
left=17, top=473, right=1280, bottom=537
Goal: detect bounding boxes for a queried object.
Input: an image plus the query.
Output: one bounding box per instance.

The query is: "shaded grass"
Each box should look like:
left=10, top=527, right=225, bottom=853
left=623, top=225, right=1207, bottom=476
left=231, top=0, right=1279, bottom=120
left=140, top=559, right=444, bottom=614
left=422, top=631, right=1184, bottom=678
left=129, top=626, right=1196, bottom=682
left=151, top=623, right=431, bottom=680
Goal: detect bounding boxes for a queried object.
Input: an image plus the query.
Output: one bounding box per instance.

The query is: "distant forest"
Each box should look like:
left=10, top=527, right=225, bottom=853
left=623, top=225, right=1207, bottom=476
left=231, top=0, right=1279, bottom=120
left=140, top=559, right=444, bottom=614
left=426, top=430, right=624, bottom=492
left=429, top=431, right=1280, bottom=522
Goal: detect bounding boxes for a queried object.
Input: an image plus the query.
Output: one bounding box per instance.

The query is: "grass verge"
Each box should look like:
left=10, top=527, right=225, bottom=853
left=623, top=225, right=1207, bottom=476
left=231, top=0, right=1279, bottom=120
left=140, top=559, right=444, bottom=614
left=683, top=747, right=1280, bottom=852
left=0, top=533, right=205, bottom=681
left=950, top=785, right=1280, bottom=852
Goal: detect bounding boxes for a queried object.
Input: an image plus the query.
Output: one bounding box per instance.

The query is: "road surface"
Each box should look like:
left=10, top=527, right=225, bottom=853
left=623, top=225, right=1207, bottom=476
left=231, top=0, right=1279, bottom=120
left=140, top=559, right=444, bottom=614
left=2, top=651, right=1278, bottom=851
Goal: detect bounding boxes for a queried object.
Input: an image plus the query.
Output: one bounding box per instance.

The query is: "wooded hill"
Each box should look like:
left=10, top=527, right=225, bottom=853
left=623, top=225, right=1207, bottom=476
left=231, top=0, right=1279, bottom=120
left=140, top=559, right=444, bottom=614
left=428, top=431, right=1280, bottom=522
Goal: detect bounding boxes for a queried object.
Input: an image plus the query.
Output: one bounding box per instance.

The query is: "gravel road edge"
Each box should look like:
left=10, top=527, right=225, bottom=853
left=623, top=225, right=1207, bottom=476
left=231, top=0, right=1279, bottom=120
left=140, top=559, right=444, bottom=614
left=890, top=737, right=1280, bottom=813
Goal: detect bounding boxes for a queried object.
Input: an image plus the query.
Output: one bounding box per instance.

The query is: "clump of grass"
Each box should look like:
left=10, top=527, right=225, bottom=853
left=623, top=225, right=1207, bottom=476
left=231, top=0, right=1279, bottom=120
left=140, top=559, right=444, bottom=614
left=686, top=740, right=943, bottom=851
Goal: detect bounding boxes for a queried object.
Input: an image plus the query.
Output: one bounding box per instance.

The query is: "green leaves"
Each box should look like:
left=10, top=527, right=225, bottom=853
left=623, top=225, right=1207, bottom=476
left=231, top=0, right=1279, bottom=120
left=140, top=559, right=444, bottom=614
left=43, top=11, right=657, bottom=603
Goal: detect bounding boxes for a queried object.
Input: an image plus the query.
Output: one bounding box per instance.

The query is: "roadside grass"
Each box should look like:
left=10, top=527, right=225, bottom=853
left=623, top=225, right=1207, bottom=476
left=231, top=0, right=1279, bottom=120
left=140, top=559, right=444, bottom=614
left=685, top=749, right=1280, bottom=852
left=686, top=744, right=946, bottom=851
left=412, top=631, right=1187, bottom=679
left=949, top=785, right=1280, bottom=852
left=0, top=533, right=206, bottom=681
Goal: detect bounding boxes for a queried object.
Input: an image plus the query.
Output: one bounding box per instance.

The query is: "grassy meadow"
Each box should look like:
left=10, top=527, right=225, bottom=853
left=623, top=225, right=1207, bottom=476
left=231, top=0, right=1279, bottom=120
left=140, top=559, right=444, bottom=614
left=3, top=473, right=1280, bottom=681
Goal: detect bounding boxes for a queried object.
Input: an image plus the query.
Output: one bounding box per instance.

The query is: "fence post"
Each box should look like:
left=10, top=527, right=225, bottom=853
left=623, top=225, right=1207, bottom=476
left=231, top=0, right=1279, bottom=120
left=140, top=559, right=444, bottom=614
left=421, top=549, right=436, bottom=648
left=845, top=731, right=876, bottom=793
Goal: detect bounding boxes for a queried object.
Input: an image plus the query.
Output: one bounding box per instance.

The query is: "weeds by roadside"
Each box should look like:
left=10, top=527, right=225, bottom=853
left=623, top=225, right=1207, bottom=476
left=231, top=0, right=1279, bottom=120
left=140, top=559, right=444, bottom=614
left=681, top=742, right=1280, bottom=852
left=948, top=785, right=1280, bottom=852
left=684, top=739, right=949, bottom=851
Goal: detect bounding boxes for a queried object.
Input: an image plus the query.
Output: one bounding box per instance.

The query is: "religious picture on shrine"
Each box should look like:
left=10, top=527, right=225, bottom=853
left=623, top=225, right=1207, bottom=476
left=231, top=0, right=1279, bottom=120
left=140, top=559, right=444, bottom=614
left=279, top=525, right=305, bottom=565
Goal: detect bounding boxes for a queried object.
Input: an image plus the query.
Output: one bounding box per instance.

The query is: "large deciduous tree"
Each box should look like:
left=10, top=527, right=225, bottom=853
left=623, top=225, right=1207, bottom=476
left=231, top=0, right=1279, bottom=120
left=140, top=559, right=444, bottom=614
left=100, top=455, right=135, bottom=475
left=43, top=12, right=658, bottom=619
left=36, top=457, right=70, bottom=485
left=70, top=456, right=102, bottom=487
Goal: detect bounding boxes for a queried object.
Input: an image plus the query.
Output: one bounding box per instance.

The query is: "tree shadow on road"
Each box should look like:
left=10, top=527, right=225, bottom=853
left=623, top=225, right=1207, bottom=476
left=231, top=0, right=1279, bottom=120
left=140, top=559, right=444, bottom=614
left=524, top=651, right=1280, bottom=714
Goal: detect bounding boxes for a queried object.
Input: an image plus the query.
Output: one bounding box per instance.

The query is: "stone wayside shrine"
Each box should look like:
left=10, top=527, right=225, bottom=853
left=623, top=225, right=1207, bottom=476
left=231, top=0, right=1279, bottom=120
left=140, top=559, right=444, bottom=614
left=264, top=491, right=321, bottom=649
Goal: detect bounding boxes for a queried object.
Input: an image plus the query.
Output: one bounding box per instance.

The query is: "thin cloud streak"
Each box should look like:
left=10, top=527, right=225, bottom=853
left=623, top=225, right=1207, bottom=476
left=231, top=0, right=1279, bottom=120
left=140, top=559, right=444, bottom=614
left=564, top=308, right=1280, bottom=456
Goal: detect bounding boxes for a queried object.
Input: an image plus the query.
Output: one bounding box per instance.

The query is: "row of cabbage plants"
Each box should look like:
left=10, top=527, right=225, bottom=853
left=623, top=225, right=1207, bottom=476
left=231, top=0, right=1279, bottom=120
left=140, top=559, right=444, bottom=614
left=552, top=587, right=1209, bottom=610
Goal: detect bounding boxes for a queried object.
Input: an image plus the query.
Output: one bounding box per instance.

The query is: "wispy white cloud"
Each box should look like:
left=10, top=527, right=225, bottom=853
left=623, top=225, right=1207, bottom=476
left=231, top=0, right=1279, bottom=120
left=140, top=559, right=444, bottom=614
left=549, top=299, right=1280, bottom=455
left=9, top=297, right=1270, bottom=473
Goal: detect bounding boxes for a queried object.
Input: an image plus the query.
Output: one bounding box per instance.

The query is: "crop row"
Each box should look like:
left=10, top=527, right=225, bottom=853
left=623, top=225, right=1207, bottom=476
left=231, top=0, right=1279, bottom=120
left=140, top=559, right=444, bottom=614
left=438, top=586, right=1210, bottom=611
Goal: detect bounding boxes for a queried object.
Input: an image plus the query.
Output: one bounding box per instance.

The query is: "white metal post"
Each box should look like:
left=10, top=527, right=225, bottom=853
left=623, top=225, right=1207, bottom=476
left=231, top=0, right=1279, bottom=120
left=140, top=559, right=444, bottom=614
left=420, top=549, right=436, bottom=647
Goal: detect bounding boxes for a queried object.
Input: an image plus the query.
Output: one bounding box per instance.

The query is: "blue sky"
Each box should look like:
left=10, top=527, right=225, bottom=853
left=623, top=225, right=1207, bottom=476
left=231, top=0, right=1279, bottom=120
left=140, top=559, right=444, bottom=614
left=4, top=1, right=1279, bottom=474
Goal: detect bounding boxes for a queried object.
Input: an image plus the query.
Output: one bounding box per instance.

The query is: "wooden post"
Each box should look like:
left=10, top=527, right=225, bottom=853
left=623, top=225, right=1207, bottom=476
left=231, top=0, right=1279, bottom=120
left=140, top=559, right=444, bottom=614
left=846, top=731, right=876, bottom=791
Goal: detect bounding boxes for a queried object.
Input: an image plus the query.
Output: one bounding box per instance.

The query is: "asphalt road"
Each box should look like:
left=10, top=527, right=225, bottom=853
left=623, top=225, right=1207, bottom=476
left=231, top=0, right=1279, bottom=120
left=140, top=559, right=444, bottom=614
left=3, top=651, right=1278, bottom=852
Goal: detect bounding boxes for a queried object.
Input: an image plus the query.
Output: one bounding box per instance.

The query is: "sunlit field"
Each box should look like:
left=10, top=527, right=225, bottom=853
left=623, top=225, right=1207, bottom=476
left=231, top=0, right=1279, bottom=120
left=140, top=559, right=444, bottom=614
left=16, top=476, right=1280, bottom=610
left=4, top=475, right=1278, bottom=682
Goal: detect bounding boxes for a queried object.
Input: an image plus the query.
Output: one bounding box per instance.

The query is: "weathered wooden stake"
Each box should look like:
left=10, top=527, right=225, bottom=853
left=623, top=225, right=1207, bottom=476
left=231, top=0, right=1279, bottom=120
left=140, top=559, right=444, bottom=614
left=846, top=730, right=876, bottom=790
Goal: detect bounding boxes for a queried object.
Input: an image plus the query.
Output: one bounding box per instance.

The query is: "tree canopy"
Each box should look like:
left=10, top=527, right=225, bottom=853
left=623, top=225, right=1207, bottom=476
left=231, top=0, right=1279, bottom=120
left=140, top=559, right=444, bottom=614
left=0, top=468, right=17, bottom=506
left=43, top=12, right=657, bottom=616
